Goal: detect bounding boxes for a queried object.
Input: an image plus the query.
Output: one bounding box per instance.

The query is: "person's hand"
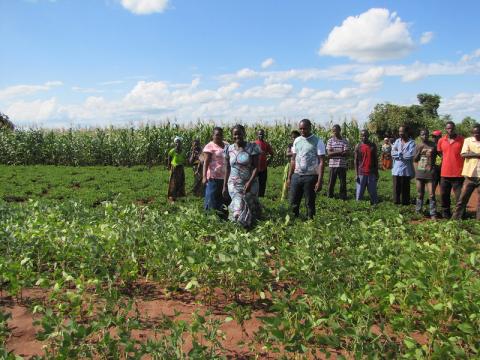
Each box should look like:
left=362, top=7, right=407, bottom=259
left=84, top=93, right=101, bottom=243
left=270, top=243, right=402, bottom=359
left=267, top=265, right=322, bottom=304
left=314, top=181, right=322, bottom=192
left=222, top=187, right=228, bottom=198
left=202, top=176, right=207, bottom=185
left=244, top=181, right=252, bottom=193
left=286, top=178, right=291, bottom=188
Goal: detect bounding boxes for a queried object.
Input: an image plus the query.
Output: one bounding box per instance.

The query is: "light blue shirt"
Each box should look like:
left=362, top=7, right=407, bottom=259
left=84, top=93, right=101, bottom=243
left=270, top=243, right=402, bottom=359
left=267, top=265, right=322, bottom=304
left=391, top=138, right=416, bottom=177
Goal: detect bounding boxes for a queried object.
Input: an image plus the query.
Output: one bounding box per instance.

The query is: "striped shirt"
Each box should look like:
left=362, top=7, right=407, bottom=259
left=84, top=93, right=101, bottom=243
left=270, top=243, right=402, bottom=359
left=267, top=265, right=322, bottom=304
left=326, top=137, right=349, bottom=168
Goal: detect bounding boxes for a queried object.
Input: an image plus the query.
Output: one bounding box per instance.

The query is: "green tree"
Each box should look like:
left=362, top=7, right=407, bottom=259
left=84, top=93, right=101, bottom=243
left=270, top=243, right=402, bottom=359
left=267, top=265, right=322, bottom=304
left=417, top=93, right=441, bottom=118
left=0, top=112, right=14, bottom=130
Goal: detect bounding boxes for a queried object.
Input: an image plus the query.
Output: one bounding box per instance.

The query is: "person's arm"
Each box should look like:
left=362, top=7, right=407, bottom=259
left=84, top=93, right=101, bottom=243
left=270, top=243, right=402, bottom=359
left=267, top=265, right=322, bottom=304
left=391, top=140, right=400, bottom=159
left=287, top=153, right=296, bottom=188
left=222, top=151, right=231, bottom=197
left=202, top=152, right=212, bottom=184
left=245, top=154, right=259, bottom=193
left=436, top=139, right=443, bottom=157
left=413, top=144, right=421, bottom=163
left=314, top=155, right=325, bottom=192
left=402, top=141, right=416, bottom=160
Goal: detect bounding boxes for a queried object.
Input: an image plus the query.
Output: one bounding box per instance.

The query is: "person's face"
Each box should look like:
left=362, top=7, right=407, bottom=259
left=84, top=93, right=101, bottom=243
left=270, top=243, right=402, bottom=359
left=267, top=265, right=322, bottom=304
left=213, top=130, right=223, bottom=143
left=420, top=130, right=429, bottom=142
left=446, top=123, right=456, bottom=137
left=232, top=128, right=245, bottom=144
left=299, top=121, right=311, bottom=137
left=473, top=127, right=480, bottom=141
left=361, top=131, right=369, bottom=142
left=399, top=127, right=406, bottom=139
left=291, top=133, right=298, bottom=142
left=257, top=130, right=265, bottom=141
left=332, top=126, right=341, bottom=137
left=175, top=141, right=182, bottom=149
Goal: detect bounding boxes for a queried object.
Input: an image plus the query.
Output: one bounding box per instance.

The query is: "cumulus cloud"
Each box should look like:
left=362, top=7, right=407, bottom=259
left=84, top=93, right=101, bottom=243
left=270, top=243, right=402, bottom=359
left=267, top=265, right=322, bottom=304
left=241, top=83, right=293, bottom=99
left=319, top=8, right=415, bottom=62
left=121, top=0, right=169, bottom=15
left=0, top=81, right=62, bottom=100
left=420, top=31, right=434, bottom=45
left=6, top=97, right=58, bottom=123
left=440, top=92, right=480, bottom=117
left=261, top=58, right=275, bottom=69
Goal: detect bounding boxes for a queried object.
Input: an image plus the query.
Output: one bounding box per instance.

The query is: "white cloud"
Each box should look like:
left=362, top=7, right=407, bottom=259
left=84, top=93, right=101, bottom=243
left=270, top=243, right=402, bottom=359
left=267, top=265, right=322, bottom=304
left=319, top=8, right=415, bottom=62
left=72, top=86, right=104, bottom=94
left=121, top=0, right=169, bottom=15
left=0, top=81, right=62, bottom=100
left=261, top=58, right=275, bottom=69
left=460, top=48, right=480, bottom=62
left=242, top=83, right=293, bottom=99
left=440, top=93, right=480, bottom=118
left=6, top=97, right=58, bottom=123
left=420, top=31, right=434, bottom=45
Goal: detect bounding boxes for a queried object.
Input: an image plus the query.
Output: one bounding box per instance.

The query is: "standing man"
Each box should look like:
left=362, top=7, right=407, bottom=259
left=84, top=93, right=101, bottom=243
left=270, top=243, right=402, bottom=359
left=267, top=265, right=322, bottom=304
left=354, top=129, right=379, bottom=205
left=391, top=126, right=416, bottom=205
left=413, top=129, right=438, bottom=219
left=452, top=124, right=480, bottom=220
left=254, top=129, right=274, bottom=197
left=327, top=124, right=349, bottom=200
left=287, top=119, right=325, bottom=219
left=431, top=130, right=443, bottom=196
left=437, top=121, right=464, bottom=218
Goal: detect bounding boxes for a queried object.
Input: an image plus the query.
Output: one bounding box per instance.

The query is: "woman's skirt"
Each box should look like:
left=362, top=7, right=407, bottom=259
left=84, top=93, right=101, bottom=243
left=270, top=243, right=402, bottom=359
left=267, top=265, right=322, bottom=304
left=168, top=165, right=186, bottom=200
left=228, top=179, right=260, bottom=228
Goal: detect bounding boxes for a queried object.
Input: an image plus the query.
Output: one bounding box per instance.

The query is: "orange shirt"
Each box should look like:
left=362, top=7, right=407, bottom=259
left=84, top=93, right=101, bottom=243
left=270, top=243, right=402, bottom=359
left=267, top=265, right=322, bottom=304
left=437, top=135, right=464, bottom=177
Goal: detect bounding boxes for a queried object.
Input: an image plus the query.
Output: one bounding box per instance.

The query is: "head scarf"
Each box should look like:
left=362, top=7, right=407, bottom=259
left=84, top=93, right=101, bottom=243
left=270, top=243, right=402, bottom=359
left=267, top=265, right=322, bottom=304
left=174, top=136, right=183, bottom=143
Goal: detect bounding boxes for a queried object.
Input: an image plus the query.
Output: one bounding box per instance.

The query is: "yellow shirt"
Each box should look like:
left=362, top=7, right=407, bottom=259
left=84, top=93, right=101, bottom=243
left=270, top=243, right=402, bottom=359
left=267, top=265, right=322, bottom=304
left=461, top=137, right=480, bottom=177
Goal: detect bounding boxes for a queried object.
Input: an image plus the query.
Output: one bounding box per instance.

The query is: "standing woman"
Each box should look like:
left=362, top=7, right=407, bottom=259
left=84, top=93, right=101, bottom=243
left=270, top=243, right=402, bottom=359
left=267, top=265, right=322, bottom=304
left=189, top=139, right=204, bottom=197
left=381, top=138, right=393, bottom=170
left=167, top=136, right=187, bottom=202
left=281, top=130, right=300, bottom=200
left=223, top=124, right=261, bottom=228
left=391, top=126, right=416, bottom=205
left=203, top=127, right=228, bottom=218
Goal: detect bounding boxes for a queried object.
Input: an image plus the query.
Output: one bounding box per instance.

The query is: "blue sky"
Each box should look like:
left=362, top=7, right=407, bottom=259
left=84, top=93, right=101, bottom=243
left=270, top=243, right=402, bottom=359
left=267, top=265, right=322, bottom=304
left=0, top=0, right=479, bottom=128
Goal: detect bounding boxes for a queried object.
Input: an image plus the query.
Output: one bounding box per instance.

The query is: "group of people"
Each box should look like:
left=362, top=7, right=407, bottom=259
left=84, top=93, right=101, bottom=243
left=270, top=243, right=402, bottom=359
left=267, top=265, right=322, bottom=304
left=386, top=121, right=480, bottom=220
left=166, top=119, right=480, bottom=227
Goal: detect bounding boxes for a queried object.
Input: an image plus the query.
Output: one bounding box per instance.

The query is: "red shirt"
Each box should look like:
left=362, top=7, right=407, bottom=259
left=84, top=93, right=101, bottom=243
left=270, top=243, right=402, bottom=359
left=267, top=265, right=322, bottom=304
left=437, top=135, right=464, bottom=177
left=357, top=143, right=373, bottom=175
left=254, top=140, right=273, bottom=172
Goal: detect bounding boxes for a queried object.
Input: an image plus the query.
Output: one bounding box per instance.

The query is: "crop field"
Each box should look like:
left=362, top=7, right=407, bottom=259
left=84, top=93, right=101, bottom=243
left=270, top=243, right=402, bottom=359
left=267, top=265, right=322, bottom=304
left=1, top=163, right=479, bottom=359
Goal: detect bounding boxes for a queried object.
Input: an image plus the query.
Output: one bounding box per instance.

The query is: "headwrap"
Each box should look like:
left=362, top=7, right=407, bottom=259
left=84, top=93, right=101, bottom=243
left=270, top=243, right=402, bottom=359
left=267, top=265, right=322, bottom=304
left=174, top=136, right=183, bottom=143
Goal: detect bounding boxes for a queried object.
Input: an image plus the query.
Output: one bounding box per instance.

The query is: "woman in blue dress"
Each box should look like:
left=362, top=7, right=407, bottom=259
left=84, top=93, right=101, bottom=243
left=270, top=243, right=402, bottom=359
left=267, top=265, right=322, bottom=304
left=222, top=124, right=261, bottom=228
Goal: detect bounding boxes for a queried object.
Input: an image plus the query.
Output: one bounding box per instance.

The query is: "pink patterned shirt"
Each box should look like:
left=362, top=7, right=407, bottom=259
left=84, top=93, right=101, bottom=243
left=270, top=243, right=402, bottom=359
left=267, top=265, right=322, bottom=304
left=203, top=141, right=228, bottom=179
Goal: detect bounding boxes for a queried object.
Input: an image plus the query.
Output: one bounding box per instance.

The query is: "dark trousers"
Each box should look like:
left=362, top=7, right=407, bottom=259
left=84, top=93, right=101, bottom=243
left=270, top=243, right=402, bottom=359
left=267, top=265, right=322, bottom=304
left=432, top=166, right=441, bottom=196
left=289, top=174, right=318, bottom=219
left=440, top=177, right=464, bottom=218
left=452, top=177, right=479, bottom=220
left=328, top=167, right=347, bottom=200
left=393, top=175, right=411, bottom=205
left=258, top=170, right=268, bottom=197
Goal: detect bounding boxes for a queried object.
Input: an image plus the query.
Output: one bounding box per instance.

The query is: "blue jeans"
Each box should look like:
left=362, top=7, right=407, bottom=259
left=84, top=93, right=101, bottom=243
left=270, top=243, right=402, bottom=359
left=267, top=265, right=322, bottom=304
left=355, top=174, right=378, bottom=205
left=204, top=179, right=227, bottom=218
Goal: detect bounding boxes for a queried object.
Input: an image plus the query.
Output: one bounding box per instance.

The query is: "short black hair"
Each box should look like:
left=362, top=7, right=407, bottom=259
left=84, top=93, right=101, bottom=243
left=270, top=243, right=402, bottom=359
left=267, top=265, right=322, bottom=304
left=445, top=121, right=455, bottom=128
left=232, top=124, right=246, bottom=134
left=291, top=130, right=300, bottom=137
left=299, top=119, right=312, bottom=127
left=420, top=128, right=429, bottom=134
left=213, top=126, right=223, bottom=133
left=333, top=124, right=341, bottom=131
left=472, top=123, right=480, bottom=131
